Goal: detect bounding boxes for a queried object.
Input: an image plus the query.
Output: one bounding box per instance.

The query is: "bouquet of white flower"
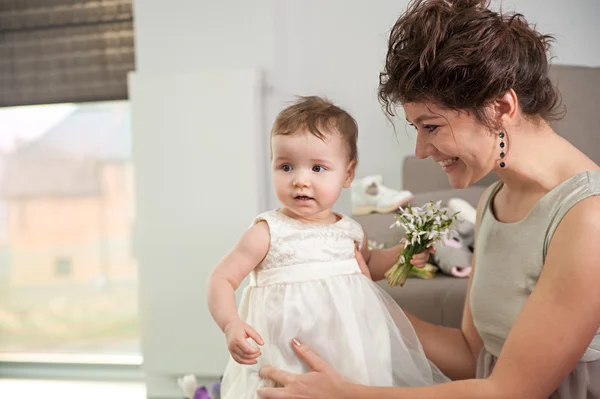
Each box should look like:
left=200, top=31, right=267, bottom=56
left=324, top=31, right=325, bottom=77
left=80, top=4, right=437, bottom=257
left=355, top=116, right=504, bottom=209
left=385, top=201, right=458, bottom=287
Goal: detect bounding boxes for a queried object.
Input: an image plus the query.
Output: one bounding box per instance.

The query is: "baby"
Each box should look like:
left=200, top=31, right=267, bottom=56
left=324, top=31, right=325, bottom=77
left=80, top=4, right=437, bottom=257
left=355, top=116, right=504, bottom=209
left=205, top=96, right=447, bottom=398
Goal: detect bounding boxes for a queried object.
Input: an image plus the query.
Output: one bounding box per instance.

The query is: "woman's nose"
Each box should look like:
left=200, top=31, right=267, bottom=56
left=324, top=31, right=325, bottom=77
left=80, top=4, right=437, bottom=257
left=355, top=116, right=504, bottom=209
left=415, top=131, right=435, bottom=159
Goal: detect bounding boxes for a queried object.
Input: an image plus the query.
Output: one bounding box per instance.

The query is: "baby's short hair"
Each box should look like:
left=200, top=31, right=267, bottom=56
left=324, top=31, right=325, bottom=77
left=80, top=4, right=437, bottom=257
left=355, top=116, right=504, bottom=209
left=271, top=96, right=358, bottom=162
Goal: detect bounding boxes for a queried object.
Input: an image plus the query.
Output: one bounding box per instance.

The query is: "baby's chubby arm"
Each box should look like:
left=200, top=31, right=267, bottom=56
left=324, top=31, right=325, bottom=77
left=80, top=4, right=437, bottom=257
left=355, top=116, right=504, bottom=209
left=354, top=245, right=372, bottom=279
left=207, top=220, right=270, bottom=364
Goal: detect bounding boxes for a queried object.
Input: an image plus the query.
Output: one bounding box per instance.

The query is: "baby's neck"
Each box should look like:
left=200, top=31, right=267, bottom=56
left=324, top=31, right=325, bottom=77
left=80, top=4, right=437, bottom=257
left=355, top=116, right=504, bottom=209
left=280, top=208, right=339, bottom=224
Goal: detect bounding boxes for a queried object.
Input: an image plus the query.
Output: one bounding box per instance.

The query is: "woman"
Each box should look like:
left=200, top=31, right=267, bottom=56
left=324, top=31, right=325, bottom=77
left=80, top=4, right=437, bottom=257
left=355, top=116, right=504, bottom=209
left=256, top=0, right=600, bottom=398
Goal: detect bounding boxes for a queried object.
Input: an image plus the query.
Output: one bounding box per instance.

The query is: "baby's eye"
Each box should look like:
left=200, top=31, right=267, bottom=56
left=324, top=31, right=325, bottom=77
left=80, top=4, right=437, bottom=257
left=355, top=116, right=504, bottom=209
left=312, top=165, right=326, bottom=172
left=281, top=164, right=292, bottom=172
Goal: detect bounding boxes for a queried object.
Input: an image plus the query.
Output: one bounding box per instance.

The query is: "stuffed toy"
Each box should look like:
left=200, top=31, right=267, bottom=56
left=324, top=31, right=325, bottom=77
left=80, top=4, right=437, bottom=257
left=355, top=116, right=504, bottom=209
left=430, top=198, right=476, bottom=278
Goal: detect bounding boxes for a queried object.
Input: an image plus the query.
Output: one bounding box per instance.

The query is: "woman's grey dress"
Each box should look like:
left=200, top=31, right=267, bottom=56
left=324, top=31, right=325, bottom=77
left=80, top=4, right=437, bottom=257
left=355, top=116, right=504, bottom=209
left=471, top=171, right=600, bottom=398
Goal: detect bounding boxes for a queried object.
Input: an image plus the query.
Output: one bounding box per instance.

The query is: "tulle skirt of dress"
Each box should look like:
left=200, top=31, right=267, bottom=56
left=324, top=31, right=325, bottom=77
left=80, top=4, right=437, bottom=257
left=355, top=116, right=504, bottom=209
left=220, top=259, right=450, bottom=399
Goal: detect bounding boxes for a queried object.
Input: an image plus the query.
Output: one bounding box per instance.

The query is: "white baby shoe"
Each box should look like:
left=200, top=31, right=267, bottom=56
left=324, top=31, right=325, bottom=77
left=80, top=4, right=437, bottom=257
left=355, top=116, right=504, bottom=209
left=177, top=375, right=199, bottom=399
left=351, top=175, right=413, bottom=216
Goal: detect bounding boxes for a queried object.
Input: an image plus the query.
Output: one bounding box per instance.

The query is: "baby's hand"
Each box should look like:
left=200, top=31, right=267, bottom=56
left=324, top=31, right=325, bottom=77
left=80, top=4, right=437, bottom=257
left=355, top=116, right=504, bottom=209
left=224, top=320, right=264, bottom=365
left=410, top=246, right=435, bottom=269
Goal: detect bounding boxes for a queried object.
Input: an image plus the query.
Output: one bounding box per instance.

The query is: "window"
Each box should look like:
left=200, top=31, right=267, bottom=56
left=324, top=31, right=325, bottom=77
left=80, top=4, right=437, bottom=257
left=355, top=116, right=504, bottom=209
left=0, top=100, right=139, bottom=362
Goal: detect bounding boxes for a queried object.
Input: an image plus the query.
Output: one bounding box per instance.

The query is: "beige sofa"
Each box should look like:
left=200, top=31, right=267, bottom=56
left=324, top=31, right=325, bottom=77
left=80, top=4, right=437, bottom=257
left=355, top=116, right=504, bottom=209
left=354, top=65, right=600, bottom=328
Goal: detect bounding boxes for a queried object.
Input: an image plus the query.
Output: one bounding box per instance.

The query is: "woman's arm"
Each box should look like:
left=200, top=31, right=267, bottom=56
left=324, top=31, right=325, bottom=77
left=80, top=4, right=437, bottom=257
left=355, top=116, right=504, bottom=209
left=258, top=196, right=600, bottom=399
left=404, top=275, right=481, bottom=381
left=206, top=221, right=270, bottom=332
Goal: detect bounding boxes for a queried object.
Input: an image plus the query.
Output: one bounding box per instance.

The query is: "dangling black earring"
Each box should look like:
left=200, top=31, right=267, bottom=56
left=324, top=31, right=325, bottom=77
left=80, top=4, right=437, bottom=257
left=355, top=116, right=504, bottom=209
left=499, top=131, right=506, bottom=168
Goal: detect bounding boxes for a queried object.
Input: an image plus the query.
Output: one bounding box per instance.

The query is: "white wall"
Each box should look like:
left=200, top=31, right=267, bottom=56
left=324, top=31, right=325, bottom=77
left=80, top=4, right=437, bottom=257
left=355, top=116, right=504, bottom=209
left=132, top=0, right=281, bottom=211
left=132, top=1, right=277, bottom=75
left=129, top=69, right=264, bottom=397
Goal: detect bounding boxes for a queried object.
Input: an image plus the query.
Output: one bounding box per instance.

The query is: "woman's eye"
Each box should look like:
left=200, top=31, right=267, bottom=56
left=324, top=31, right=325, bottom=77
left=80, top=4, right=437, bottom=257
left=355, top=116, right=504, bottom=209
left=282, top=164, right=292, bottom=172
left=312, top=165, right=325, bottom=172
left=424, top=125, right=438, bottom=133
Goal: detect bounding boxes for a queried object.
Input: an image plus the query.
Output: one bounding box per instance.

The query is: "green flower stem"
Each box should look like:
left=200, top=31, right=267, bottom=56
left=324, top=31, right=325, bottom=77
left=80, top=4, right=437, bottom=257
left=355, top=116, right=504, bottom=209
left=408, top=264, right=438, bottom=279
left=385, top=242, right=431, bottom=287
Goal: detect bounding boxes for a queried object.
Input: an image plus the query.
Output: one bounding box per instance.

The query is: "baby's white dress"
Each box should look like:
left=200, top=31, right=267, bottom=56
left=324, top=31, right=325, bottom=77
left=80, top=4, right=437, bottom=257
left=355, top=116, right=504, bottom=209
left=220, top=210, right=449, bottom=398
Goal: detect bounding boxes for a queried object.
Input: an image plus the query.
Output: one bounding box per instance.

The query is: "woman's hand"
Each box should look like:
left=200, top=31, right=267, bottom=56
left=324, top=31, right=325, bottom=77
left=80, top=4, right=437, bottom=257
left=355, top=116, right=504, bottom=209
left=257, top=339, right=348, bottom=399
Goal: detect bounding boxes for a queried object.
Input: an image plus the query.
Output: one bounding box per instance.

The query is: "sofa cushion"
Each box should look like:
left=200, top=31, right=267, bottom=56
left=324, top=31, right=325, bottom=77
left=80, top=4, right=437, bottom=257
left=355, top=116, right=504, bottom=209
left=377, top=276, right=467, bottom=328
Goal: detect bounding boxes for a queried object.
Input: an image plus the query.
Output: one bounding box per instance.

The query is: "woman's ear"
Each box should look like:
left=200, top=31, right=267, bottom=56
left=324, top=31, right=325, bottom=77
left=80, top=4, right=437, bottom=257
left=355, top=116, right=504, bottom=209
left=343, top=160, right=357, bottom=188
left=494, top=89, right=519, bottom=125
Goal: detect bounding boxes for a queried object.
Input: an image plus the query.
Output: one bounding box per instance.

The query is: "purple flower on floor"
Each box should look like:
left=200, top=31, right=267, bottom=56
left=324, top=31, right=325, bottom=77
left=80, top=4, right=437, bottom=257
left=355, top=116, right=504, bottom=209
left=193, top=386, right=210, bottom=399
left=178, top=374, right=222, bottom=399
left=211, top=379, right=221, bottom=399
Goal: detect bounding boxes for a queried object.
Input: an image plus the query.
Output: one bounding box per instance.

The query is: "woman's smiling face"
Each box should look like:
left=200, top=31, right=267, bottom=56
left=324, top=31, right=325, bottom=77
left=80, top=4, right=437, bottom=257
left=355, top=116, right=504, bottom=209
left=403, top=102, right=499, bottom=189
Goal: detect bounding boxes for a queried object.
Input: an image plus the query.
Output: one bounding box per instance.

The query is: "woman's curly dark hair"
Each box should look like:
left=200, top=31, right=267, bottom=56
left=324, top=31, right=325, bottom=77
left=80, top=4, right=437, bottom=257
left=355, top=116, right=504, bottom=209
left=378, top=0, right=564, bottom=129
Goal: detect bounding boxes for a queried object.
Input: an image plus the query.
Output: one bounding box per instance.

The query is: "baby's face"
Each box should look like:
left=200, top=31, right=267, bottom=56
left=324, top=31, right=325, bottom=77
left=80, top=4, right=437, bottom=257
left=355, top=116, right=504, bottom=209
left=271, top=129, right=354, bottom=222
